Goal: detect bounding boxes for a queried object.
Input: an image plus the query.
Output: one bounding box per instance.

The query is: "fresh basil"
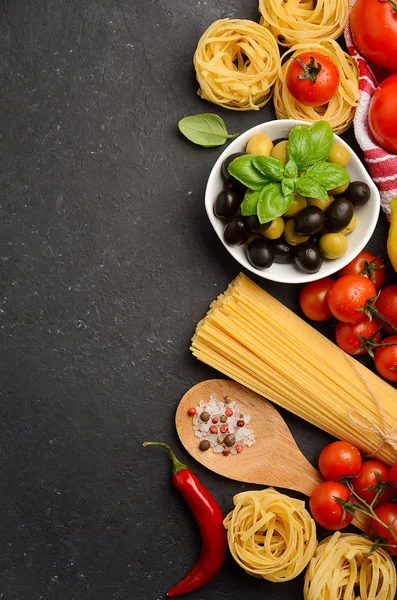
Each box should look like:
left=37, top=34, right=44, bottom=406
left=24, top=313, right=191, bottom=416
left=287, top=126, right=314, bottom=170
left=308, top=121, right=334, bottom=164
left=228, top=155, right=271, bottom=190
left=178, top=114, right=238, bottom=147
left=252, top=156, right=285, bottom=182
left=305, top=162, right=350, bottom=191
left=257, top=183, right=293, bottom=224
left=295, top=176, right=329, bottom=202
left=284, top=159, right=298, bottom=179
left=282, top=179, right=295, bottom=197
left=241, top=190, right=260, bottom=216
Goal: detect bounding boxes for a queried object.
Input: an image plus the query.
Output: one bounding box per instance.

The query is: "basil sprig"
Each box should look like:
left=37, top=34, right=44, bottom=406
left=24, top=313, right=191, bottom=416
left=228, top=121, right=350, bottom=224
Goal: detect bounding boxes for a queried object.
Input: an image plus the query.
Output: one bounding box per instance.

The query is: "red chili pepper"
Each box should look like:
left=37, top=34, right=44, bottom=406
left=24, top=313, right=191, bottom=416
left=143, top=442, right=227, bottom=596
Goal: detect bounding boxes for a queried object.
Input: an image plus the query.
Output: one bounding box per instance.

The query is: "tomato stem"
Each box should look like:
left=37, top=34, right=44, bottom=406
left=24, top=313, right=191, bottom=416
left=380, top=0, right=397, bottom=13
left=360, top=258, right=385, bottom=286
left=295, top=56, right=322, bottom=84
left=360, top=296, right=397, bottom=334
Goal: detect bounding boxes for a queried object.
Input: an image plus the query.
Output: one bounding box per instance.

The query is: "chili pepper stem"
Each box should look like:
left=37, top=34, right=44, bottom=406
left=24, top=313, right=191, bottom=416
left=143, top=441, right=188, bottom=475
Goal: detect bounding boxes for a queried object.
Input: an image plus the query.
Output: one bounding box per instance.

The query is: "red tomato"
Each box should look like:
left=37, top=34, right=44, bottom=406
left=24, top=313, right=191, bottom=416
left=318, top=441, right=362, bottom=480
left=352, top=460, right=396, bottom=506
left=375, top=285, right=397, bottom=334
left=374, top=335, right=397, bottom=382
left=286, top=52, right=340, bottom=107
left=369, top=74, right=397, bottom=154
left=390, top=461, right=397, bottom=488
left=326, top=275, right=376, bottom=323
left=370, top=503, right=397, bottom=555
left=299, top=278, right=334, bottom=322
left=338, top=251, right=385, bottom=290
left=310, top=481, right=353, bottom=530
left=350, top=0, right=397, bottom=72
left=335, top=317, right=381, bottom=355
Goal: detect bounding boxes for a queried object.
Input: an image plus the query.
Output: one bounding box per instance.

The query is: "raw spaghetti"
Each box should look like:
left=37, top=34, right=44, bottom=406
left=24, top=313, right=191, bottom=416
left=191, top=273, right=397, bottom=465
left=258, top=0, right=350, bottom=47
left=304, top=532, right=396, bottom=600
left=224, top=488, right=317, bottom=582
left=273, top=39, right=359, bottom=134
left=193, top=19, right=280, bottom=111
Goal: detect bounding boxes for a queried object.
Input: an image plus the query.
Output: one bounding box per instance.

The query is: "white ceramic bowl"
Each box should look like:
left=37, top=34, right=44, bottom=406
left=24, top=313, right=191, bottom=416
left=205, top=119, right=380, bottom=284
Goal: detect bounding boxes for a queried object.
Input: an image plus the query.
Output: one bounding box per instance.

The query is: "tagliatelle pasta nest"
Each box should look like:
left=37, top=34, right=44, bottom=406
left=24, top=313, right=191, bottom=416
left=304, top=532, right=397, bottom=600
left=193, top=19, right=280, bottom=111
left=223, top=488, right=317, bottom=582
left=258, top=0, right=350, bottom=47
left=273, top=39, right=359, bottom=134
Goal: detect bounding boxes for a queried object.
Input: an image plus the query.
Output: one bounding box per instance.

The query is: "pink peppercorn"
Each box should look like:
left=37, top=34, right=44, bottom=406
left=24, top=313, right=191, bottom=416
left=212, top=417, right=219, bottom=424
left=220, top=424, right=229, bottom=434
left=188, top=407, right=196, bottom=416
left=225, top=408, right=233, bottom=417
left=235, top=444, right=244, bottom=453
left=223, top=450, right=231, bottom=456
left=209, top=425, right=218, bottom=435
left=237, top=419, right=245, bottom=428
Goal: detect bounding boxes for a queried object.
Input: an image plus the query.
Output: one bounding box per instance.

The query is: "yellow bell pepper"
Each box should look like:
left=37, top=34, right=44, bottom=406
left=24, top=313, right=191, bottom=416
left=387, top=196, right=397, bottom=272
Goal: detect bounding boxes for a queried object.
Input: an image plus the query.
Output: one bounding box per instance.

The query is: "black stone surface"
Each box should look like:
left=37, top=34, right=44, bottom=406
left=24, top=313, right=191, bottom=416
left=1, top=1, right=396, bottom=599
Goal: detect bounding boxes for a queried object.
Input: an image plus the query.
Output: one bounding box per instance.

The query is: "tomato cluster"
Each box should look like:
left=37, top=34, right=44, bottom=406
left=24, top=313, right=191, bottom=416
left=310, top=441, right=397, bottom=554
left=299, top=251, right=397, bottom=382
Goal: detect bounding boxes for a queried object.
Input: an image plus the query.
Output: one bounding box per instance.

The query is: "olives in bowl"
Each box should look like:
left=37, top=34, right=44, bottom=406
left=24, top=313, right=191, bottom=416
left=205, top=119, right=380, bottom=283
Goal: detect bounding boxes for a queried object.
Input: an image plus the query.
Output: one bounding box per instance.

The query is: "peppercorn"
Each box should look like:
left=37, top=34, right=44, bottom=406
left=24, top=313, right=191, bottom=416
left=235, top=444, right=244, bottom=453
left=223, top=450, right=231, bottom=456
left=199, top=440, right=211, bottom=452
left=217, top=436, right=225, bottom=444
left=225, top=408, right=233, bottom=417
left=220, top=424, right=228, bottom=434
left=224, top=396, right=233, bottom=404
left=188, top=407, right=197, bottom=416
left=224, top=434, right=236, bottom=447
left=200, top=411, right=210, bottom=423
left=237, top=419, right=245, bottom=428
left=209, top=425, right=218, bottom=435
left=220, top=415, right=227, bottom=423
left=212, top=417, right=219, bottom=424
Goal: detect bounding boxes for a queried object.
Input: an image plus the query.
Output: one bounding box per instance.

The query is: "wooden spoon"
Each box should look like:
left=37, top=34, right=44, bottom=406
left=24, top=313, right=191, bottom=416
left=176, top=379, right=367, bottom=531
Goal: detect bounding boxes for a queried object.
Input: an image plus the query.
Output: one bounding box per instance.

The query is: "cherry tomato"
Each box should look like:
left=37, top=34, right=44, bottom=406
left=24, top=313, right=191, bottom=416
left=326, top=275, right=376, bottom=323
left=390, top=460, right=397, bottom=488
left=338, top=251, right=385, bottom=290
left=335, top=317, right=381, bottom=355
left=374, top=335, right=397, bottom=382
left=369, top=74, right=397, bottom=154
left=310, top=481, right=353, bottom=530
left=285, top=52, right=340, bottom=107
left=318, top=441, right=362, bottom=480
left=375, top=285, right=397, bottom=334
left=299, top=278, right=334, bottom=322
left=370, top=503, right=397, bottom=555
left=350, top=0, right=397, bottom=72
left=352, top=460, right=396, bottom=506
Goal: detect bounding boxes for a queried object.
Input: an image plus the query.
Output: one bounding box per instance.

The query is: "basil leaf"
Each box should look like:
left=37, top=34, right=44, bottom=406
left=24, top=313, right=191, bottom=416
left=252, top=156, right=285, bottom=182
left=305, top=162, right=350, bottom=191
left=287, top=126, right=314, bottom=170
left=228, top=154, right=271, bottom=191
left=257, top=183, right=293, bottom=224
left=178, top=114, right=238, bottom=147
left=241, top=190, right=260, bottom=216
left=308, top=121, right=334, bottom=164
left=295, top=176, right=329, bottom=202
left=282, top=178, right=295, bottom=197
left=284, top=159, right=298, bottom=179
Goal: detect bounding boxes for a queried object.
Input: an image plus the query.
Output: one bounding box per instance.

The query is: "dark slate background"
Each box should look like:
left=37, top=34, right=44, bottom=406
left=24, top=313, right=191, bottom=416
left=0, top=1, right=395, bottom=598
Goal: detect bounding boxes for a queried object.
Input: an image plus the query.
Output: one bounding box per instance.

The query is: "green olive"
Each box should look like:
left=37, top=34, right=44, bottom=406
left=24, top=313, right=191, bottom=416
left=283, top=193, right=307, bottom=217
left=329, top=181, right=350, bottom=196
left=307, top=194, right=334, bottom=211
left=284, top=219, right=310, bottom=246
left=270, top=140, right=288, bottom=164
left=328, top=144, right=350, bottom=168
left=319, top=232, right=348, bottom=259
left=263, top=216, right=285, bottom=240
left=339, top=214, right=357, bottom=236
left=246, top=133, right=274, bottom=156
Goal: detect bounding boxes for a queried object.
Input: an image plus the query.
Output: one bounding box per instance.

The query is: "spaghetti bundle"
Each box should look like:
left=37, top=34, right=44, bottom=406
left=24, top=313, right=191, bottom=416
left=273, top=39, right=359, bottom=134
left=193, top=19, right=280, bottom=111
left=224, top=488, right=317, bottom=582
left=191, top=274, right=397, bottom=465
left=258, top=0, right=350, bottom=47
left=304, top=532, right=396, bottom=600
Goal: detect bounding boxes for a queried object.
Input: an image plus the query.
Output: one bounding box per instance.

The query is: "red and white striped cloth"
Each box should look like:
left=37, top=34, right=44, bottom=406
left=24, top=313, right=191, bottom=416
left=344, top=0, right=397, bottom=220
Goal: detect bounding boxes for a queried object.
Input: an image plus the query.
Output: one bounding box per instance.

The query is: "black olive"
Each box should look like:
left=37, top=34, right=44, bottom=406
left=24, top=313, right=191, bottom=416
left=325, top=198, right=354, bottom=232
left=273, top=238, right=294, bottom=263
left=294, top=206, right=325, bottom=235
left=246, top=238, right=274, bottom=269
left=224, top=216, right=250, bottom=246
left=224, top=178, right=246, bottom=196
left=343, top=181, right=371, bottom=206
left=245, top=214, right=271, bottom=234
left=214, top=189, right=241, bottom=219
left=294, top=241, right=323, bottom=274
left=221, top=152, right=245, bottom=180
